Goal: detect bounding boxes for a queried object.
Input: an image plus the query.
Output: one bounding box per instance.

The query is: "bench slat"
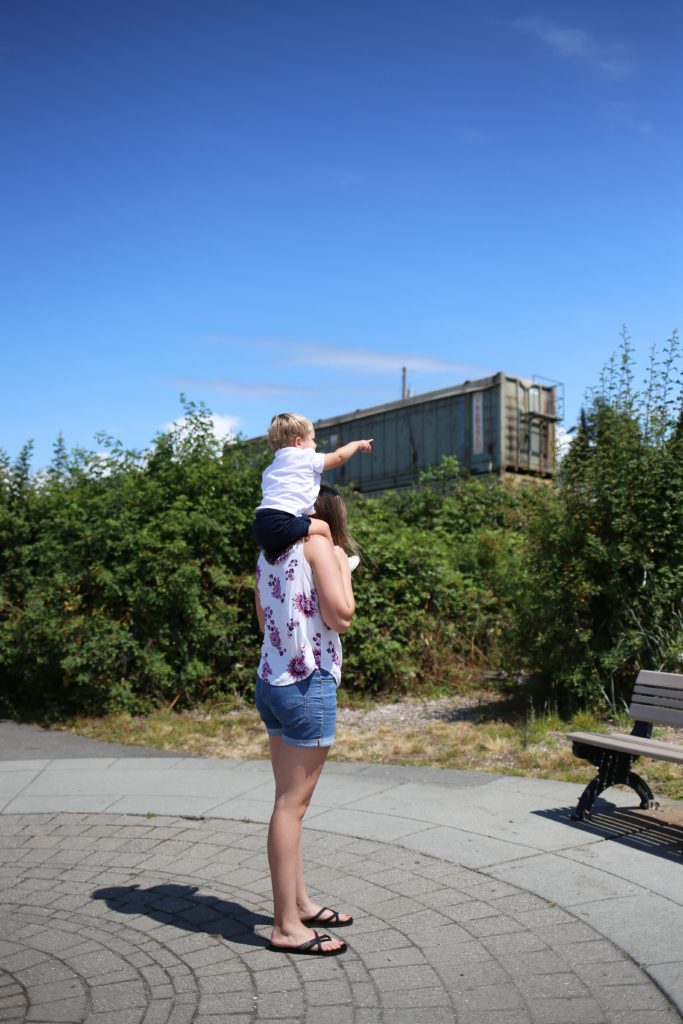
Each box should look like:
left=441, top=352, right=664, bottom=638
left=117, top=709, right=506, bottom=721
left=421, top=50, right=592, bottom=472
left=634, top=692, right=683, bottom=708
left=567, top=731, right=683, bottom=764
left=629, top=703, right=683, bottom=728
left=631, top=694, right=683, bottom=714
left=569, top=730, right=683, bottom=753
left=636, top=670, right=683, bottom=691
left=634, top=696, right=683, bottom=712
left=634, top=679, right=683, bottom=696
left=573, top=737, right=679, bottom=761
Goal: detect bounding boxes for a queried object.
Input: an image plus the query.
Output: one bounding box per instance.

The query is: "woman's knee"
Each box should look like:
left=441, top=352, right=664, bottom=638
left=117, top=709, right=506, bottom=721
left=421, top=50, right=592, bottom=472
left=273, top=789, right=313, bottom=818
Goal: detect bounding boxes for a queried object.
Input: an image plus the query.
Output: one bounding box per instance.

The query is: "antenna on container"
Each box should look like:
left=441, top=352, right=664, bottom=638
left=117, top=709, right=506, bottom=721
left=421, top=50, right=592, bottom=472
left=402, top=366, right=407, bottom=400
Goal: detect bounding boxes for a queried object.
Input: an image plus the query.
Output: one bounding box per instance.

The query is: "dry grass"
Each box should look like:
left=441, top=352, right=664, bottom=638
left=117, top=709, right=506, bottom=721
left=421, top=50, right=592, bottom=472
left=55, top=690, right=683, bottom=802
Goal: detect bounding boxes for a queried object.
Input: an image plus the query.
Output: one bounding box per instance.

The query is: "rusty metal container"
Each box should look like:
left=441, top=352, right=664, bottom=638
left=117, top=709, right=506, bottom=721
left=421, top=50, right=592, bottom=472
left=314, top=371, right=559, bottom=493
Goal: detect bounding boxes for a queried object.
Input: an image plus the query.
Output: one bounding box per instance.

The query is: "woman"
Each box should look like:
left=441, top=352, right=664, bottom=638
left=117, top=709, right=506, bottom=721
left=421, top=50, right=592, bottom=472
left=254, top=484, right=358, bottom=956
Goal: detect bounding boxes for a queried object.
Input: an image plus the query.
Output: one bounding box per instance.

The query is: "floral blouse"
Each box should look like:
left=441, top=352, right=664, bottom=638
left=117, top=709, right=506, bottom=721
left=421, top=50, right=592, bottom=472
left=256, top=543, right=342, bottom=686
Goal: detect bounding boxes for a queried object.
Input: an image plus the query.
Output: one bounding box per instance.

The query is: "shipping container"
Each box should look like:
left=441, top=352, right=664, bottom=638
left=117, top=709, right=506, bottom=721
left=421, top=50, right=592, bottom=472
left=313, top=372, right=559, bottom=493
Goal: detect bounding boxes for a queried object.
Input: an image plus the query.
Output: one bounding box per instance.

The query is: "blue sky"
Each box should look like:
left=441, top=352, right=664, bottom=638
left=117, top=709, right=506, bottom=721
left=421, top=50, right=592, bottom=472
left=2, top=0, right=681, bottom=468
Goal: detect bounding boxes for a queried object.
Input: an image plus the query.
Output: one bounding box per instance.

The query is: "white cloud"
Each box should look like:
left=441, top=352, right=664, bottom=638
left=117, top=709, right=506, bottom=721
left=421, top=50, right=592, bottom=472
left=556, top=425, right=575, bottom=460
left=601, top=101, right=655, bottom=135
left=210, top=413, right=240, bottom=439
left=91, top=451, right=115, bottom=476
left=193, top=337, right=488, bottom=385
left=286, top=342, right=483, bottom=376
left=165, top=413, right=240, bottom=442
left=170, top=376, right=306, bottom=397
left=510, top=17, right=633, bottom=77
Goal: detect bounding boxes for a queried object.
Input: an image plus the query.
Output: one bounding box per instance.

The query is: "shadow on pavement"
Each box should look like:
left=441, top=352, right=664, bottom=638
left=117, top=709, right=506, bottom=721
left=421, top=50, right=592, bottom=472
left=533, top=803, right=683, bottom=861
left=92, top=882, right=271, bottom=947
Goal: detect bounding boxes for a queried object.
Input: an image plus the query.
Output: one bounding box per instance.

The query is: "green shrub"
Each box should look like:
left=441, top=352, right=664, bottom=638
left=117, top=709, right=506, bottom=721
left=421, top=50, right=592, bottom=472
left=343, top=462, right=519, bottom=693
left=0, top=402, right=269, bottom=718
left=502, top=330, right=683, bottom=709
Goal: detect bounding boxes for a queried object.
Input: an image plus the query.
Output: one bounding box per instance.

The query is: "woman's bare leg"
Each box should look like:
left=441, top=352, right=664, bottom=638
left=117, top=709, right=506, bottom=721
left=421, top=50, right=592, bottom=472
left=267, top=737, right=351, bottom=927
left=267, top=737, right=313, bottom=912
left=267, top=737, right=344, bottom=951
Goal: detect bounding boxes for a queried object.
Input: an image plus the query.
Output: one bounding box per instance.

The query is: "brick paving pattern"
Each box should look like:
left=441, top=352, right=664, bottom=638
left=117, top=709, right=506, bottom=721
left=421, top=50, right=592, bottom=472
left=0, top=812, right=678, bottom=1024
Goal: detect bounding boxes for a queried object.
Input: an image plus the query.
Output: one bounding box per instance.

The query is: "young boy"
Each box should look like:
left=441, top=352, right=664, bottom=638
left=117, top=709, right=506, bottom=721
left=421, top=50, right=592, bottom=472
left=253, top=412, right=372, bottom=554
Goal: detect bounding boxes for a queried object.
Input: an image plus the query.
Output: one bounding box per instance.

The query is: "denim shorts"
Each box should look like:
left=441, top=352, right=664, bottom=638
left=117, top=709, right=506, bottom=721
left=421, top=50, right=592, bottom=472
left=255, top=669, right=337, bottom=748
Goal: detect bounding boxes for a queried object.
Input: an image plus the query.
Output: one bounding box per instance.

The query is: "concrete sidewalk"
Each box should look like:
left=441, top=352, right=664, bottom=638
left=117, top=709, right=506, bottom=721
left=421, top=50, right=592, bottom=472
left=0, top=721, right=681, bottom=1023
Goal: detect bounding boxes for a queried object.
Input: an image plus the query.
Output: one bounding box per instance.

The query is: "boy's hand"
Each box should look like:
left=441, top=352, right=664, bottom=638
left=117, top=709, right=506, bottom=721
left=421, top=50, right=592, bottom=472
left=323, top=438, right=373, bottom=470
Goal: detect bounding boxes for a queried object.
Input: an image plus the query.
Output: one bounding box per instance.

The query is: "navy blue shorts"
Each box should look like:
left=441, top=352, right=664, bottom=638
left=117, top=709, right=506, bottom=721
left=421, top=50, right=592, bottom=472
left=255, top=669, right=337, bottom=748
left=253, top=509, right=311, bottom=552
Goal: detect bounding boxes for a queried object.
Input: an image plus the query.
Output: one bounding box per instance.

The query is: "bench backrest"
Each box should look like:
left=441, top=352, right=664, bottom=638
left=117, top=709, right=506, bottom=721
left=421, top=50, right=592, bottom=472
left=630, top=670, right=683, bottom=729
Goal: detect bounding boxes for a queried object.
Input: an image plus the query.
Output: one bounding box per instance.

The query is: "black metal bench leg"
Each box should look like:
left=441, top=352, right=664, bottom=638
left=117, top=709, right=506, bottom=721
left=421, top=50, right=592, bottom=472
left=626, top=770, right=658, bottom=810
left=572, top=749, right=659, bottom=820
left=573, top=774, right=608, bottom=821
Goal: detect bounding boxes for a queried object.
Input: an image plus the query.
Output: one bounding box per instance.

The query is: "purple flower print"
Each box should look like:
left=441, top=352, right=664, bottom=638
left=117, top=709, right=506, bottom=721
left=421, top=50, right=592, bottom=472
left=312, top=631, right=322, bottom=668
left=264, top=611, right=285, bottom=654
left=268, top=624, right=284, bottom=652
left=286, top=618, right=299, bottom=638
left=326, top=640, right=341, bottom=667
left=294, top=592, right=317, bottom=617
left=261, top=656, right=272, bottom=680
left=288, top=651, right=309, bottom=680
left=285, top=558, right=299, bottom=581
left=268, top=574, right=285, bottom=603
left=274, top=546, right=294, bottom=564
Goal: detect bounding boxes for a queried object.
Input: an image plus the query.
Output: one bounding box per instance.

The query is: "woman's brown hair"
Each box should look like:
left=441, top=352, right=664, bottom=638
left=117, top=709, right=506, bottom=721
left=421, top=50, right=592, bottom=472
left=312, top=483, right=360, bottom=558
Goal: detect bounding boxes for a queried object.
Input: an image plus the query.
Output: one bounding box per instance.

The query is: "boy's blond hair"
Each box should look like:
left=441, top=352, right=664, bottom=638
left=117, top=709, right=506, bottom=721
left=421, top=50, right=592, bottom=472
left=266, top=413, right=314, bottom=452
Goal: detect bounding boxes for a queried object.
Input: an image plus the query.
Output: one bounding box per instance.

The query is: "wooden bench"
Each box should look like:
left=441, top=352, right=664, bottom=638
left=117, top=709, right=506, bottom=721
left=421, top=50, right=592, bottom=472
left=567, top=670, right=683, bottom=820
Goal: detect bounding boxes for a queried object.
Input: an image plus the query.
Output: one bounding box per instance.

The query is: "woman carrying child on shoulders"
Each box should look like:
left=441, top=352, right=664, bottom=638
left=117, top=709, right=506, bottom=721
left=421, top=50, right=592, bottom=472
left=254, top=481, right=361, bottom=956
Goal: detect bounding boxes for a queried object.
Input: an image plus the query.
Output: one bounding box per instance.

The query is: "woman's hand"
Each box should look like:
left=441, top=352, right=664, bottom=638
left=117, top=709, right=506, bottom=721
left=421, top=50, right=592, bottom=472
left=334, top=545, right=349, bottom=573
left=333, top=546, right=355, bottom=625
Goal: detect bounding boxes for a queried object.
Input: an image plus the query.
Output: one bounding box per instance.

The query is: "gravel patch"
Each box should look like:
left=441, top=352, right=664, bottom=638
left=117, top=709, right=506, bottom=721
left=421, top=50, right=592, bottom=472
left=336, top=693, right=507, bottom=731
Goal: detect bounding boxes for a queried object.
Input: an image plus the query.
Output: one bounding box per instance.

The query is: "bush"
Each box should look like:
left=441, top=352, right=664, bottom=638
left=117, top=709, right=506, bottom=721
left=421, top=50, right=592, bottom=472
left=342, top=461, right=520, bottom=693
left=502, top=331, right=683, bottom=709
left=0, top=402, right=269, bottom=718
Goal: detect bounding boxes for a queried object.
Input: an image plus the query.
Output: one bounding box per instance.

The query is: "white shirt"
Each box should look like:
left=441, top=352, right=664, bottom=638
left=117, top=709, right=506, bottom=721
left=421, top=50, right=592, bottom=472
left=256, top=545, right=342, bottom=686
left=257, top=447, right=326, bottom=517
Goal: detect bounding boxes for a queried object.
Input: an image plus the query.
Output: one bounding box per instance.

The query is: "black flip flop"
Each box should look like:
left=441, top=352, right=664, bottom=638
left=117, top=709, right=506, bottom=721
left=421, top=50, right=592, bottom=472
left=267, top=930, right=347, bottom=956
left=301, top=906, right=354, bottom=928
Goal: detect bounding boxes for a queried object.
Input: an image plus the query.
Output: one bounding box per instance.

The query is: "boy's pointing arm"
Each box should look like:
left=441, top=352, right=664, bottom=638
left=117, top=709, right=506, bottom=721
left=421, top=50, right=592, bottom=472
left=323, top=439, right=373, bottom=470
